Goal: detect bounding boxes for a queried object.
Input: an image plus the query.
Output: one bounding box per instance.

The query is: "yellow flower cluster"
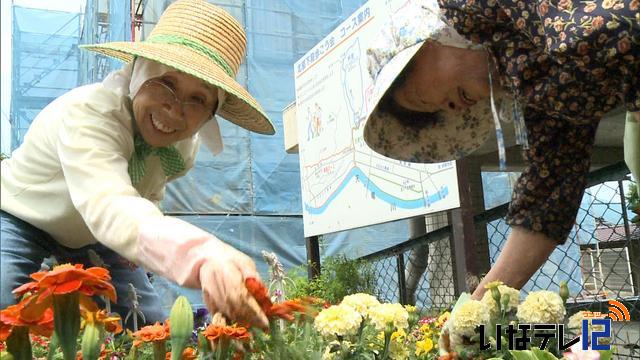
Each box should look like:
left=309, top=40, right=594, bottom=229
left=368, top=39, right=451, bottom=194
left=404, top=304, right=417, bottom=313
left=368, top=303, right=409, bottom=331
left=389, top=329, right=409, bottom=360
left=419, top=323, right=434, bottom=336
left=415, top=338, right=434, bottom=356
left=374, top=328, right=409, bottom=359
left=481, top=285, right=521, bottom=316
left=450, top=300, right=490, bottom=338
left=376, top=328, right=406, bottom=342
left=516, top=290, right=566, bottom=324
left=436, top=311, right=450, bottom=328
left=314, top=304, right=363, bottom=337
left=340, top=293, right=380, bottom=318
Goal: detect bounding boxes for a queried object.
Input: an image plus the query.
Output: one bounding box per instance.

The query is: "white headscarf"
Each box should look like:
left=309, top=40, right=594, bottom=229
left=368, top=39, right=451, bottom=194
left=102, top=58, right=225, bottom=155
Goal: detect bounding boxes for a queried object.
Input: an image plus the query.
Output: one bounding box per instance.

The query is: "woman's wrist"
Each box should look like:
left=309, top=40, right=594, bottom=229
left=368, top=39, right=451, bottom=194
left=472, top=226, right=557, bottom=299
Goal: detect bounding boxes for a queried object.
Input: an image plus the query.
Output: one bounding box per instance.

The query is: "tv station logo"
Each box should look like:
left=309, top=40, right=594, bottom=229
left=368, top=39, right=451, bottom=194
left=479, top=300, right=630, bottom=352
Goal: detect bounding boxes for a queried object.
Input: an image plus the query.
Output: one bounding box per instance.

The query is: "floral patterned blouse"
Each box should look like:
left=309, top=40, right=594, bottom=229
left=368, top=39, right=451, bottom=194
left=438, top=0, right=639, bottom=242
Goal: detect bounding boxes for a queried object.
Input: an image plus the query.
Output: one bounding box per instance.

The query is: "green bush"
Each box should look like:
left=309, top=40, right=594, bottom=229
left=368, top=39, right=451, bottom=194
left=285, top=255, right=377, bottom=304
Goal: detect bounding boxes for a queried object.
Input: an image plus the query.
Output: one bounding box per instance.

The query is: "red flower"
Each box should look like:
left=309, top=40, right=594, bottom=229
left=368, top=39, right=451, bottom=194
left=0, top=302, right=54, bottom=341
left=419, top=316, right=437, bottom=325
left=30, top=334, right=49, bottom=347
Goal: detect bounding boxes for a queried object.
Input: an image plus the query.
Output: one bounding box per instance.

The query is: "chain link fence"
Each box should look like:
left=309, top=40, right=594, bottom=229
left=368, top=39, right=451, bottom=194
left=356, top=162, right=639, bottom=358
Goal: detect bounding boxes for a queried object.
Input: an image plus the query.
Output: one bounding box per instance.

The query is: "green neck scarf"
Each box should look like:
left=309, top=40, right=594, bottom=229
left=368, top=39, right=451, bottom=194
left=128, top=133, right=186, bottom=185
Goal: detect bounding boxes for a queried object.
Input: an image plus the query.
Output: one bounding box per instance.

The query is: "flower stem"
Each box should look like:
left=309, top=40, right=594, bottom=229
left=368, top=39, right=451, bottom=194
left=381, top=330, right=392, bottom=360
left=356, top=317, right=366, bottom=343
left=53, top=293, right=81, bottom=360
left=133, top=312, right=138, bottom=332
left=152, top=340, right=166, bottom=360
left=6, top=326, right=32, bottom=360
left=215, top=338, right=231, bottom=360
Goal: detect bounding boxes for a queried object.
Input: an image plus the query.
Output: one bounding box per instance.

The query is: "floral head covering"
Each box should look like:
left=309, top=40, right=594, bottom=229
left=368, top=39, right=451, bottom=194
left=363, top=0, right=514, bottom=164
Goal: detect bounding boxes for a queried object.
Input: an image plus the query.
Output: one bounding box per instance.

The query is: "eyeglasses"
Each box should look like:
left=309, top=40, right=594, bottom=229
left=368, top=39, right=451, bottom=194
left=141, top=79, right=213, bottom=122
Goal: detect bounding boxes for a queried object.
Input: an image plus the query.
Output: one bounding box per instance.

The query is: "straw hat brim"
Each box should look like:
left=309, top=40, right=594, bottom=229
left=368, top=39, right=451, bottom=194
left=80, top=41, right=276, bottom=135
left=363, top=42, right=494, bottom=163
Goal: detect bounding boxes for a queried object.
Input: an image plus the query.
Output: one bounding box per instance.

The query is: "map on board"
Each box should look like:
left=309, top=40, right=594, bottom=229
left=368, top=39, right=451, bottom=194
left=294, top=0, right=460, bottom=237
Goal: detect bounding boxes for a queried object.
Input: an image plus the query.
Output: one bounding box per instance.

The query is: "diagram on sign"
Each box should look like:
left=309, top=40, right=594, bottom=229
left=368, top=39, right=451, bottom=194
left=295, top=0, right=460, bottom=236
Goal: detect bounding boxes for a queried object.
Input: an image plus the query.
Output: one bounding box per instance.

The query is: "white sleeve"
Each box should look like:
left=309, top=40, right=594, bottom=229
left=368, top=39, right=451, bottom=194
left=57, top=94, right=163, bottom=261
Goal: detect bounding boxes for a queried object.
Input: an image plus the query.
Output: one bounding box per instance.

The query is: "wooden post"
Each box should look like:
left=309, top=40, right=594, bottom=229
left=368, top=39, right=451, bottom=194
left=450, top=159, right=478, bottom=295
left=396, top=253, right=408, bottom=305
left=305, top=235, right=321, bottom=280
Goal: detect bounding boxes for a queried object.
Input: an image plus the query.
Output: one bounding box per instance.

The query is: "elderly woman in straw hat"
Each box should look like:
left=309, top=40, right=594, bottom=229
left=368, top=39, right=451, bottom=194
left=364, top=0, right=638, bottom=300
left=1, top=0, right=273, bottom=328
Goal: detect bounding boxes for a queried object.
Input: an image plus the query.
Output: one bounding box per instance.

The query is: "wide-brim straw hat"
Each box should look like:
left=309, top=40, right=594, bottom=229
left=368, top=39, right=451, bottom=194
left=80, top=0, right=275, bottom=135
left=363, top=0, right=498, bottom=163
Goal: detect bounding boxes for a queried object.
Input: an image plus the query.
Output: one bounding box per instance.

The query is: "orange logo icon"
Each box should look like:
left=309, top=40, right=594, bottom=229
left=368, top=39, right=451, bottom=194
left=607, top=300, right=630, bottom=321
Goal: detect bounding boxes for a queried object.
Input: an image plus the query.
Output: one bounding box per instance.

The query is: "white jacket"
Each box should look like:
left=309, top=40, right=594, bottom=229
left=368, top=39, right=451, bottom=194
left=1, top=83, right=199, bottom=260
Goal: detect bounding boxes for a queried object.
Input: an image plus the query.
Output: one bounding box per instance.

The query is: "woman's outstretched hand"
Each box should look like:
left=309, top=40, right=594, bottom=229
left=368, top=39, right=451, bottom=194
left=198, top=242, right=269, bottom=329
left=136, top=216, right=268, bottom=329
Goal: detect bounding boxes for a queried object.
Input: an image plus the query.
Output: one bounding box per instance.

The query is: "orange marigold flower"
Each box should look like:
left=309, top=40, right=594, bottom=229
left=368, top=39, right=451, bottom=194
left=13, top=264, right=116, bottom=302
left=245, top=278, right=318, bottom=323
left=269, top=299, right=317, bottom=321
left=132, top=322, right=170, bottom=347
left=0, top=302, right=54, bottom=341
left=81, top=309, right=123, bottom=334
left=165, top=347, right=197, bottom=360
left=203, top=324, right=250, bottom=342
left=244, top=278, right=272, bottom=315
left=12, top=264, right=116, bottom=322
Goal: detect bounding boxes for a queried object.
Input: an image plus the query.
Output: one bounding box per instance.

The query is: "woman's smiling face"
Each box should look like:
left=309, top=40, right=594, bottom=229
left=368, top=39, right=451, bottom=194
left=132, top=71, right=218, bottom=148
